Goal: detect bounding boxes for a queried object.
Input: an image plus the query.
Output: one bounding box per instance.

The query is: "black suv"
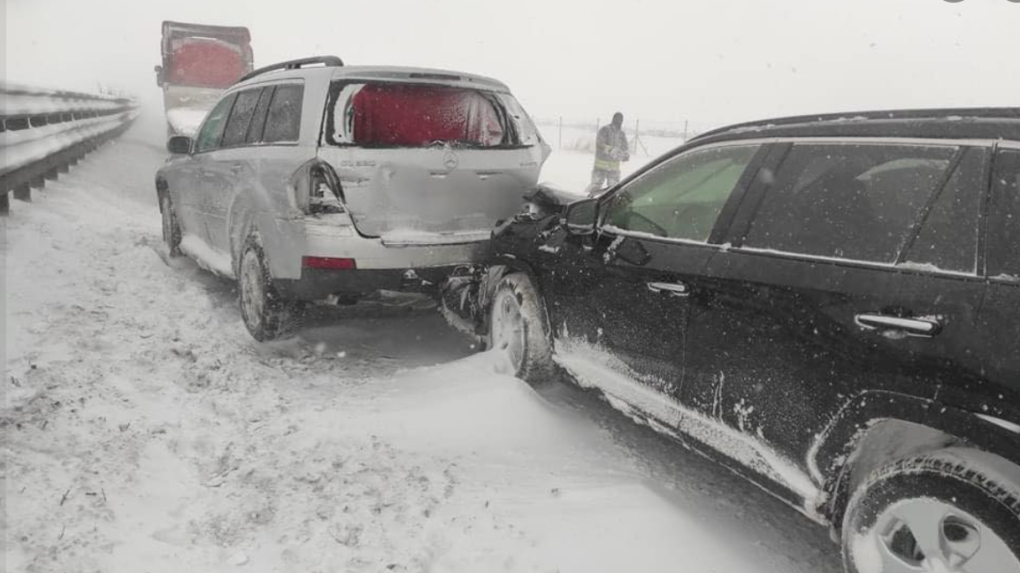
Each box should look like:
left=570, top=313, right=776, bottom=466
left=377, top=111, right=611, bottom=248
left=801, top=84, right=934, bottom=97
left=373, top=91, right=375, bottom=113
left=445, top=109, right=1020, bottom=573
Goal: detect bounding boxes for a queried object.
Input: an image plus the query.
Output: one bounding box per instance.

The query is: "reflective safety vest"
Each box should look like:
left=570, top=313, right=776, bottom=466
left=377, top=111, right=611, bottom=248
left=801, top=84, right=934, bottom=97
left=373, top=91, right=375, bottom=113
left=593, top=124, right=627, bottom=172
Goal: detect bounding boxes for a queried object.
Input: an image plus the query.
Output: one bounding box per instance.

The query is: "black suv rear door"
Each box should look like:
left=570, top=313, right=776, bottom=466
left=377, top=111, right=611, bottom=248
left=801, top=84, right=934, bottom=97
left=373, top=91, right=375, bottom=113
left=685, top=141, right=991, bottom=503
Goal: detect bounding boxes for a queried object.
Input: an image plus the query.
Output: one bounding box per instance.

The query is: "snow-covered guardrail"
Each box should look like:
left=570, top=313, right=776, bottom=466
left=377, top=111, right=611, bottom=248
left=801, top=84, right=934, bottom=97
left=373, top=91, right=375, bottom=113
left=0, top=82, right=140, bottom=214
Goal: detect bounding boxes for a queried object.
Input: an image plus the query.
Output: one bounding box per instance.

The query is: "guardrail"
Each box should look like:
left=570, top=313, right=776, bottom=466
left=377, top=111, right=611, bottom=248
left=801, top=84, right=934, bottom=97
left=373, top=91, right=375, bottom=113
left=0, top=82, right=140, bottom=214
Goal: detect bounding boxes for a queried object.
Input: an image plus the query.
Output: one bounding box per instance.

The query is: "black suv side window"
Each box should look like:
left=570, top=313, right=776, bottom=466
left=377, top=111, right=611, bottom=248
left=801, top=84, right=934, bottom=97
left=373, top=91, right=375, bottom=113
left=903, top=147, right=989, bottom=274
left=605, top=144, right=760, bottom=242
left=194, top=93, right=237, bottom=153
left=221, top=88, right=263, bottom=148
left=987, top=149, right=1020, bottom=279
left=262, top=84, right=304, bottom=143
left=744, top=143, right=957, bottom=263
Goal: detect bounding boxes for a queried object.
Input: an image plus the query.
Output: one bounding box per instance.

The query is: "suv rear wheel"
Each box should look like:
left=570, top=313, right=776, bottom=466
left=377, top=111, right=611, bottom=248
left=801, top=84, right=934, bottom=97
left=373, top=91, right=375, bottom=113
left=488, top=273, right=555, bottom=386
left=160, top=193, right=182, bottom=257
left=238, top=235, right=301, bottom=341
left=843, top=450, right=1020, bottom=573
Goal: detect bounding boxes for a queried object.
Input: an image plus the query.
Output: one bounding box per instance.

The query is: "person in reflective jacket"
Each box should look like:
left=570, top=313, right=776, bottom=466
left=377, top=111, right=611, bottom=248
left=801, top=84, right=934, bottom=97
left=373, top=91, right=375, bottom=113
left=586, top=112, right=630, bottom=196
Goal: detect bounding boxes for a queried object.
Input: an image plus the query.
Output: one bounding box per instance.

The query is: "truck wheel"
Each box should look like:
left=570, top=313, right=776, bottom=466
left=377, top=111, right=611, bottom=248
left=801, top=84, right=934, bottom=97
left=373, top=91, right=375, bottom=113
left=488, top=273, right=555, bottom=386
left=237, top=235, right=300, bottom=341
left=843, top=450, right=1020, bottom=573
left=160, top=193, right=182, bottom=257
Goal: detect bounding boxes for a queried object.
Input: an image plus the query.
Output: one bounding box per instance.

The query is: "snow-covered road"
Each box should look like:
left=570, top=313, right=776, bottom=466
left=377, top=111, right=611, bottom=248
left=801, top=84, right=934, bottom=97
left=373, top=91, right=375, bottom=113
left=2, top=130, right=842, bottom=572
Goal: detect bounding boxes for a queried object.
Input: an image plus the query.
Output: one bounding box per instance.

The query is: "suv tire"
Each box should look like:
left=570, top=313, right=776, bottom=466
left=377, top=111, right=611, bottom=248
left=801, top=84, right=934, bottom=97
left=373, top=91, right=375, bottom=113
left=238, top=235, right=301, bottom=341
left=488, top=273, right=555, bottom=386
left=160, top=193, right=182, bottom=257
left=842, top=450, right=1020, bottom=573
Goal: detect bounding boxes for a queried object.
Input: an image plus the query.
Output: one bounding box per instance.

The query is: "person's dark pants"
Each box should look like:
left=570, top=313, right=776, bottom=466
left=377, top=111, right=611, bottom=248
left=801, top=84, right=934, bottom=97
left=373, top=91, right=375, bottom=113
left=586, top=168, right=621, bottom=196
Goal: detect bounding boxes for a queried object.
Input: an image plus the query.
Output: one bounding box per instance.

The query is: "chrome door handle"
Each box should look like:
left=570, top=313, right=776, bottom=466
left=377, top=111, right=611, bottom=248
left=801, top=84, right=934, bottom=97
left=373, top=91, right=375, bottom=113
left=647, top=281, right=690, bottom=297
left=854, top=314, right=942, bottom=337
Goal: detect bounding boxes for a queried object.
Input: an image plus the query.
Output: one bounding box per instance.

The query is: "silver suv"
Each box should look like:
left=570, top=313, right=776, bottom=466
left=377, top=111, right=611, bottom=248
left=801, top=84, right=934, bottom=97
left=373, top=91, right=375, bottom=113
left=156, top=56, right=550, bottom=340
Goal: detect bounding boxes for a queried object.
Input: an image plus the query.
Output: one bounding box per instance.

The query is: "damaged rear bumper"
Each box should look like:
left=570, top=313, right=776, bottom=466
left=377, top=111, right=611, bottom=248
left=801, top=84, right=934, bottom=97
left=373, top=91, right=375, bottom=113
left=274, top=266, right=462, bottom=301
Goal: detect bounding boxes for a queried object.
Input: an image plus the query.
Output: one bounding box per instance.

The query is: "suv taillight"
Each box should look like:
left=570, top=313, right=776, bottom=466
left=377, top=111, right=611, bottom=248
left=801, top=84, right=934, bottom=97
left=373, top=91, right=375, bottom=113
left=288, top=160, right=347, bottom=215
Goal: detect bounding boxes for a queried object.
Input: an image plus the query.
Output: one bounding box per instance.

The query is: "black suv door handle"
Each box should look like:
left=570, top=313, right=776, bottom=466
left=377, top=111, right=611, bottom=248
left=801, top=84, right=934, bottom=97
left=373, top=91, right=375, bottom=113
left=854, top=313, right=942, bottom=337
left=647, top=281, right=690, bottom=297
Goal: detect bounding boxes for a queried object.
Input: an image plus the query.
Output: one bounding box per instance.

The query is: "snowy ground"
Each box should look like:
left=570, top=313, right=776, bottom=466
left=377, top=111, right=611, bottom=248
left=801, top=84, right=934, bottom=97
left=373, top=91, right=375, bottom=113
left=536, top=124, right=687, bottom=194
left=2, top=128, right=841, bottom=572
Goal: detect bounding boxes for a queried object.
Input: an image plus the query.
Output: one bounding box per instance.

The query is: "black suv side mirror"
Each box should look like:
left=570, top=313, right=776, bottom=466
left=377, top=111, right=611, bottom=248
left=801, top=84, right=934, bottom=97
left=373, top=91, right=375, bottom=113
left=563, top=198, right=598, bottom=236
left=167, top=135, right=193, bottom=155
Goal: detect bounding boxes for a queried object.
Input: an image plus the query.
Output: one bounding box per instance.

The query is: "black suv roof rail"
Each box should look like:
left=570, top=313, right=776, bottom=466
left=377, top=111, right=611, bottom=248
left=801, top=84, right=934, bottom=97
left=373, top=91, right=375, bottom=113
left=694, top=107, right=1020, bottom=142
left=238, top=56, right=344, bottom=84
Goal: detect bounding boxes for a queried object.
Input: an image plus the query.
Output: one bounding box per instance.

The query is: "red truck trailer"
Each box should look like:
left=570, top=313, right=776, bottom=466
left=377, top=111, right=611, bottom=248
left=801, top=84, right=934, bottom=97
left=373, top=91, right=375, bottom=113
left=154, top=21, right=254, bottom=136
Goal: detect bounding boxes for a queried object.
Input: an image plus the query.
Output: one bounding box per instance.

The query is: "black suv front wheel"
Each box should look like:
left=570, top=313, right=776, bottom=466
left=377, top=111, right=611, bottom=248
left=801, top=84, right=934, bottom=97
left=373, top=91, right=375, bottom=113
left=488, top=273, right=555, bottom=386
left=843, top=450, right=1020, bottom=573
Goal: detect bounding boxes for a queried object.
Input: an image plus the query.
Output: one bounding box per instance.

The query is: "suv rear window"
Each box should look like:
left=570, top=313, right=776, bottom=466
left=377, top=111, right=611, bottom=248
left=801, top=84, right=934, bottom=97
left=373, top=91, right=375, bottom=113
left=327, top=82, right=530, bottom=148
left=221, top=88, right=262, bottom=148
left=744, top=143, right=957, bottom=263
left=902, top=147, right=988, bottom=274
left=262, top=84, right=303, bottom=143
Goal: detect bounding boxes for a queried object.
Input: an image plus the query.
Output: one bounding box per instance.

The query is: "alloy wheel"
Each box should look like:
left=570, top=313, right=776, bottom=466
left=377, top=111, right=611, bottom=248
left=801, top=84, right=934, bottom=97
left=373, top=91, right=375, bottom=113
left=867, top=497, right=1020, bottom=573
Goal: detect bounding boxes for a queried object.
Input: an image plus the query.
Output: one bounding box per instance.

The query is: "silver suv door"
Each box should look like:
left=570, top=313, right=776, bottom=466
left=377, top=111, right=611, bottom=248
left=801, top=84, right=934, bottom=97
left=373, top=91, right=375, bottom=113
left=201, top=86, right=265, bottom=252
left=180, top=93, right=236, bottom=246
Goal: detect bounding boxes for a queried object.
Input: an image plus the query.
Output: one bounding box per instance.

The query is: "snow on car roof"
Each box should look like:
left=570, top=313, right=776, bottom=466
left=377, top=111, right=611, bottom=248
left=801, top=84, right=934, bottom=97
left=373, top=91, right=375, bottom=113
left=332, top=66, right=510, bottom=93
left=691, top=107, right=1020, bottom=145
left=231, top=64, right=510, bottom=93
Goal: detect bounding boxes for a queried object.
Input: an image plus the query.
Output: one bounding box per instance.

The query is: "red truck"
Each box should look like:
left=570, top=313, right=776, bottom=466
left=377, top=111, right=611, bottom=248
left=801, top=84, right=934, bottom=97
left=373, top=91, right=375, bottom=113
left=154, top=21, right=254, bottom=136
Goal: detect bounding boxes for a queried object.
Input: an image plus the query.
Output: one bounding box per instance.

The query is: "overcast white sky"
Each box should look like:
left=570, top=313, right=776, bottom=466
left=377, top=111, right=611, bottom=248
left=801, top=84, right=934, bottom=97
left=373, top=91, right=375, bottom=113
left=5, top=0, right=1019, bottom=134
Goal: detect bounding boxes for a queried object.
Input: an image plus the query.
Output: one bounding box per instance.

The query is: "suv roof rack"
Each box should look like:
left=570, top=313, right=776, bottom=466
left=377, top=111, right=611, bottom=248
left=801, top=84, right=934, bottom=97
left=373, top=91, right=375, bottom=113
left=238, top=56, right=344, bottom=83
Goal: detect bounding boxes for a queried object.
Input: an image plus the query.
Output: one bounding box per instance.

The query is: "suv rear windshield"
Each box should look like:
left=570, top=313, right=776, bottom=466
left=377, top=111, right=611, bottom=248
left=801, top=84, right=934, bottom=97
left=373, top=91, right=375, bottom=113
left=325, top=82, right=538, bottom=148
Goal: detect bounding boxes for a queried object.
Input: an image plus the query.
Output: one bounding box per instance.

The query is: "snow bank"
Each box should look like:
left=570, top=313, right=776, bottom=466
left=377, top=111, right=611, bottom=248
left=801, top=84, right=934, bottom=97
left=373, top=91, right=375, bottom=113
left=0, top=114, right=137, bottom=174
left=0, top=81, right=127, bottom=115
left=180, top=233, right=235, bottom=278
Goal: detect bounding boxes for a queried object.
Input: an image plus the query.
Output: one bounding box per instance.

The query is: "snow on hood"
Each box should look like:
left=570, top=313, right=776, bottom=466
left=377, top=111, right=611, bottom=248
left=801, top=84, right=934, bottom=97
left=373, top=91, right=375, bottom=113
left=166, top=107, right=209, bottom=137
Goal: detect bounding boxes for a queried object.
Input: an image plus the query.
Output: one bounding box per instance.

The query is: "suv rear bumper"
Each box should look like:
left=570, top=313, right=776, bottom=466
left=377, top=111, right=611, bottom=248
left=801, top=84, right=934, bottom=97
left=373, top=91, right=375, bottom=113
left=275, top=265, right=461, bottom=301
left=305, top=224, right=490, bottom=269
left=270, top=219, right=492, bottom=300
